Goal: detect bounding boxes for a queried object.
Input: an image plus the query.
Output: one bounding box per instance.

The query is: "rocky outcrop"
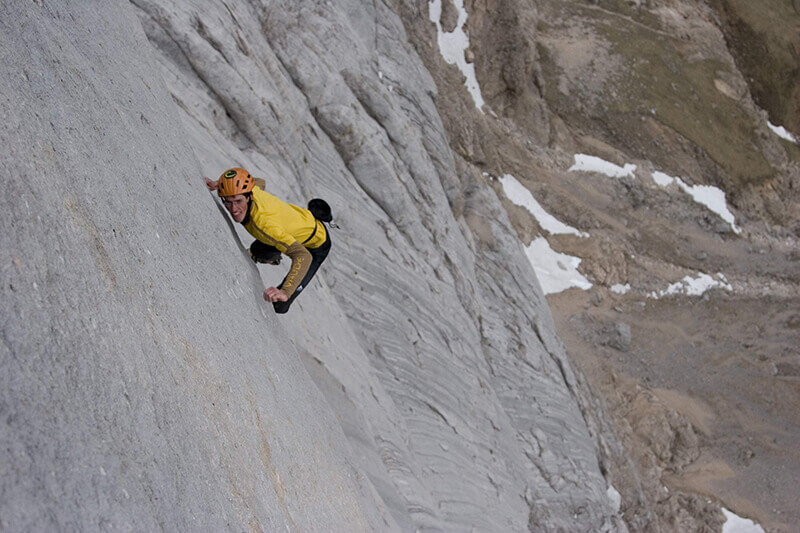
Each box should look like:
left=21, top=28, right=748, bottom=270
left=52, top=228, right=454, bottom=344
left=710, top=0, right=800, bottom=134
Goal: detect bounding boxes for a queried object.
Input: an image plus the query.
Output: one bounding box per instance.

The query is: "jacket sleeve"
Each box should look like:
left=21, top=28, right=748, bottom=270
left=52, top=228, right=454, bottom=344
left=249, top=212, right=312, bottom=297
left=280, top=242, right=313, bottom=297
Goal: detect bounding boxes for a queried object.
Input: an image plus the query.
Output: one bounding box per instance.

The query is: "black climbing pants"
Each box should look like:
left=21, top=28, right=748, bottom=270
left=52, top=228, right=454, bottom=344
left=251, top=231, right=332, bottom=314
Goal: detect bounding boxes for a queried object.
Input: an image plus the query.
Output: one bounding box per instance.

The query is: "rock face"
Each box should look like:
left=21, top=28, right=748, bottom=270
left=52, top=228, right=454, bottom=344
left=711, top=0, right=800, bottom=134
left=0, top=2, right=393, bottom=531
left=1, top=1, right=623, bottom=532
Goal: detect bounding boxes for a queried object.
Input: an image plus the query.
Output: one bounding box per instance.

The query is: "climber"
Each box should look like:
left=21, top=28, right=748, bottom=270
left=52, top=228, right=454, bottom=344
left=204, top=167, right=332, bottom=314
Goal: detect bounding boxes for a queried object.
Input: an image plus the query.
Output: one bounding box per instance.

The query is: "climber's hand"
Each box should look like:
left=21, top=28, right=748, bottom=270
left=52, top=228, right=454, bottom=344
left=264, top=287, right=289, bottom=303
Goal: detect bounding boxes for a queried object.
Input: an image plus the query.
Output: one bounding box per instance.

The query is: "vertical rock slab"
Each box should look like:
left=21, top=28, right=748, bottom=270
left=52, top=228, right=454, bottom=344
left=133, top=0, right=625, bottom=530
left=1, top=0, right=628, bottom=530
left=0, top=2, right=394, bottom=531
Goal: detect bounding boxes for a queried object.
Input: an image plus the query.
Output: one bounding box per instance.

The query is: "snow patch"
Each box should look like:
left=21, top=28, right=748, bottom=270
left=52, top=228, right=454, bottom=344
left=428, top=0, right=485, bottom=111
left=651, top=170, right=740, bottom=234
left=648, top=272, right=732, bottom=299
left=768, top=122, right=798, bottom=144
left=722, top=508, right=765, bottom=533
left=651, top=171, right=675, bottom=187
left=499, top=174, right=588, bottom=237
left=525, top=237, right=592, bottom=295
left=568, top=154, right=636, bottom=178
left=610, top=284, right=631, bottom=295
left=606, top=485, right=622, bottom=513
left=676, top=179, right=741, bottom=234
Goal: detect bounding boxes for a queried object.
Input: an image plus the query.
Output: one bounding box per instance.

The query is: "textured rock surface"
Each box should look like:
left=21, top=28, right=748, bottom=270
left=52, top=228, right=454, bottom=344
left=0, top=2, right=398, bottom=531
left=710, top=0, right=800, bottom=133
left=1, top=1, right=622, bottom=531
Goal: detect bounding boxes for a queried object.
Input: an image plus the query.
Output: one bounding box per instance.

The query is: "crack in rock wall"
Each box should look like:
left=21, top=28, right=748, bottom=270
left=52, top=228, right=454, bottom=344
left=2, top=0, right=623, bottom=531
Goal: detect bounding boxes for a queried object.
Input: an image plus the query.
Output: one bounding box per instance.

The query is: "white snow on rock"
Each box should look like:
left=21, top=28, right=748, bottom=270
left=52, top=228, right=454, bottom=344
left=499, top=174, right=589, bottom=237
left=497, top=175, right=592, bottom=295
left=676, top=180, right=741, bottom=234
left=610, top=284, right=631, bottom=295
left=606, top=485, right=622, bottom=513
left=768, top=122, right=798, bottom=144
left=651, top=171, right=675, bottom=187
left=568, top=154, right=636, bottom=178
left=648, top=272, right=732, bottom=299
left=525, top=237, right=593, bottom=295
left=428, top=0, right=485, bottom=111
left=722, top=508, right=765, bottom=533
left=651, top=171, right=741, bottom=234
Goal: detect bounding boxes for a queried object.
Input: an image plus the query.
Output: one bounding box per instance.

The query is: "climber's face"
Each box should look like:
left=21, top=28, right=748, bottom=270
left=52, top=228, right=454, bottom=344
left=223, top=194, right=249, bottom=223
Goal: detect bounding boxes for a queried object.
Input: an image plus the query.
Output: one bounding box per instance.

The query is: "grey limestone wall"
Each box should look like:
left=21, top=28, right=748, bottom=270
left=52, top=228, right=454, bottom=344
left=1, top=0, right=624, bottom=531
left=0, top=2, right=393, bottom=531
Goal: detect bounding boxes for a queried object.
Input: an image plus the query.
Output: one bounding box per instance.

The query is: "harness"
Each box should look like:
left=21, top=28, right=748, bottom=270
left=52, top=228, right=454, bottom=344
left=302, top=219, right=320, bottom=245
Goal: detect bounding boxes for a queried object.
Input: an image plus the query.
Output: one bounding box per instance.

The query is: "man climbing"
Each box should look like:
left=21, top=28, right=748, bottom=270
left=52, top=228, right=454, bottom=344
left=204, top=167, right=331, bottom=314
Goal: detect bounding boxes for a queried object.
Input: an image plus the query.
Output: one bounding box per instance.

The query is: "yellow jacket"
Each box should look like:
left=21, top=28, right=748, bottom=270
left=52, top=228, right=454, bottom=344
left=242, top=186, right=327, bottom=297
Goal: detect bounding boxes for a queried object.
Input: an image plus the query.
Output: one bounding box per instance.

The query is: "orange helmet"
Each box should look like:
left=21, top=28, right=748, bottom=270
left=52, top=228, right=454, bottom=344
left=217, top=167, right=255, bottom=197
